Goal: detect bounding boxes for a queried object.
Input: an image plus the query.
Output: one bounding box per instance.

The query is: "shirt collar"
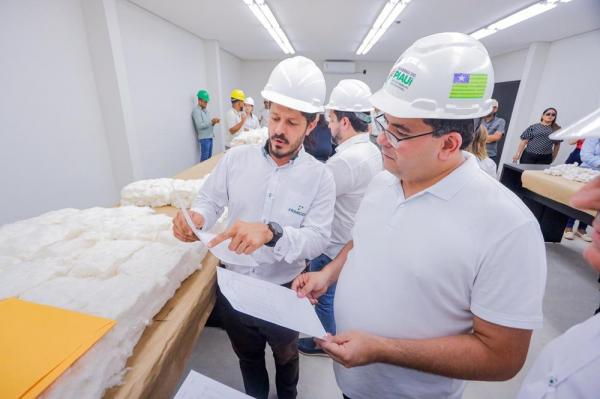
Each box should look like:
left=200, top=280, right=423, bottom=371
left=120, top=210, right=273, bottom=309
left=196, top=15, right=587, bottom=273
left=335, top=133, right=370, bottom=154
left=388, top=152, right=480, bottom=202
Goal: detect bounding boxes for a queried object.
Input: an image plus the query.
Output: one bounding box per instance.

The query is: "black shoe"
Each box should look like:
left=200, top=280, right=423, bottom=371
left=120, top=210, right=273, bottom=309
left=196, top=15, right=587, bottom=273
left=298, top=337, right=328, bottom=357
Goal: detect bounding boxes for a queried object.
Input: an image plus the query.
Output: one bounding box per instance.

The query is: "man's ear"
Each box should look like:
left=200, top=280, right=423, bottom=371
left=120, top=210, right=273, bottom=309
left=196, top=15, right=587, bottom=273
left=305, top=118, right=318, bottom=136
left=438, top=132, right=463, bottom=161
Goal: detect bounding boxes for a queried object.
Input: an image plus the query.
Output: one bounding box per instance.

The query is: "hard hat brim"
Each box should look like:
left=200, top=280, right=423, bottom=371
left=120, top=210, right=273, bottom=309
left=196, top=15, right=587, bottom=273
left=324, top=103, right=374, bottom=113
left=261, top=89, right=324, bottom=114
left=550, top=108, right=600, bottom=140
left=370, top=87, right=493, bottom=120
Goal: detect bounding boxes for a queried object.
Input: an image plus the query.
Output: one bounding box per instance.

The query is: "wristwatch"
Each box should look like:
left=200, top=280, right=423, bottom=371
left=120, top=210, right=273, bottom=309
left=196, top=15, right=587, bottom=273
left=265, top=222, right=283, bottom=247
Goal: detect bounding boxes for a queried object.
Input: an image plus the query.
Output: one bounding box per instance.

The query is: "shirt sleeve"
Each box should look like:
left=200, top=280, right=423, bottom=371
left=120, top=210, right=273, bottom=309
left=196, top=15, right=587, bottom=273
left=326, top=156, right=354, bottom=197
left=470, top=220, right=547, bottom=330
left=226, top=110, right=239, bottom=131
left=581, top=138, right=600, bottom=169
left=520, top=125, right=534, bottom=140
left=191, top=153, right=230, bottom=229
left=496, top=118, right=506, bottom=135
left=271, top=167, right=336, bottom=263
left=192, top=109, right=211, bottom=131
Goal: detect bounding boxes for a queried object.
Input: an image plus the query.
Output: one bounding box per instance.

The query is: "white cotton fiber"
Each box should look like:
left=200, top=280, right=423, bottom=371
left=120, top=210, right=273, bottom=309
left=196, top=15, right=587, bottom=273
left=544, top=164, right=600, bottom=183
left=230, top=127, right=269, bottom=147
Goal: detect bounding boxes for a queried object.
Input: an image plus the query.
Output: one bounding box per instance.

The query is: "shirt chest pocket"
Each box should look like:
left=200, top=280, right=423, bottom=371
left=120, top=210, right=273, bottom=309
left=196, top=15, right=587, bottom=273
left=273, top=190, right=314, bottom=228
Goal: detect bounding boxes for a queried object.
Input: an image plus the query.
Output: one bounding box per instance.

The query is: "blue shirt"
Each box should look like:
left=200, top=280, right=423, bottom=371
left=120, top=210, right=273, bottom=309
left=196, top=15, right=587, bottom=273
left=192, top=106, right=214, bottom=140
left=581, top=138, right=600, bottom=170
left=304, top=123, right=334, bottom=162
left=483, top=116, right=506, bottom=157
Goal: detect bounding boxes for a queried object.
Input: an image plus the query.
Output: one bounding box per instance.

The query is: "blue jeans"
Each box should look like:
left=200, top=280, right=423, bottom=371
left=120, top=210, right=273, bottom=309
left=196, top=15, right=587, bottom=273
left=309, top=254, right=336, bottom=335
left=199, top=138, right=213, bottom=161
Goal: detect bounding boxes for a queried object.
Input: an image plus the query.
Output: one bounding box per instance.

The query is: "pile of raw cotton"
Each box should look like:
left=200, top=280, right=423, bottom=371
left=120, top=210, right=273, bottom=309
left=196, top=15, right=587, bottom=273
left=120, top=177, right=207, bottom=208
left=544, top=163, right=600, bottom=183
left=0, top=206, right=220, bottom=398
left=230, top=127, right=269, bottom=147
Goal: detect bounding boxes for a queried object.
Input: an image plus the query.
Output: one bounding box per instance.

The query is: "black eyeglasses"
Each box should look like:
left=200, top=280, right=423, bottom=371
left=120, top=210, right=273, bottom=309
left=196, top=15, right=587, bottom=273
left=545, top=112, right=556, bottom=117
left=374, top=114, right=434, bottom=148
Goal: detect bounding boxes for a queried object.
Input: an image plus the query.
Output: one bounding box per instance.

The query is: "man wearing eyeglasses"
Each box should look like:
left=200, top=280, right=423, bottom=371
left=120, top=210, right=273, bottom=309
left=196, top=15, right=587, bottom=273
left=293, top=32, right=546, bottom=399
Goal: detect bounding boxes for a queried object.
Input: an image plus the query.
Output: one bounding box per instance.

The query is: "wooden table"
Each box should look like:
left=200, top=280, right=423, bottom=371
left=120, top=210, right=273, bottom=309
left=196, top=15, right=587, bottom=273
left=500, top=163, right=595, bottom=243
left=104, top=154, right=223, bottom=399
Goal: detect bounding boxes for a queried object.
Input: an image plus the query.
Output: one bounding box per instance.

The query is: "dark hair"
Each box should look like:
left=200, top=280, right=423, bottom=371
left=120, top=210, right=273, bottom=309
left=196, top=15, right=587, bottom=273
left=423, top=118, right=477, bottom=150
left=301, top=111, right=318, bottom=125
left=540, top=107, right=561, bottom=132
left=231, top=99, right=243, bottom=106
left=332, top=110, right=370, bottom=133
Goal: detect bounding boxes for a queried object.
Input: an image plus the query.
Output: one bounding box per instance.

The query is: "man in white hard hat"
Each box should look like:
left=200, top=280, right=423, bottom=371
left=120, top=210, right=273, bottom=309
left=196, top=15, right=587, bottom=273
left=298, top=79, right=382, bottom=356
left=483, top=98, right=506, bottom=162
left=293, top=32, right=547, bottom=399
left=173, top=56, right=335, bottom=399
left=516, top=108, right=600, bottom=399
left=243, top=96, right=260, bottom=131
left=259, top=98, right=271, bottom=128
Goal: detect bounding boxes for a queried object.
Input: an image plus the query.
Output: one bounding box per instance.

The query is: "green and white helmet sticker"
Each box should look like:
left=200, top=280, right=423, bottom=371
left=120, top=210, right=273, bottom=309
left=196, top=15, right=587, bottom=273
left=388, top=67, right=416, bottom=92
left=449, top=73, right=488, bottom=99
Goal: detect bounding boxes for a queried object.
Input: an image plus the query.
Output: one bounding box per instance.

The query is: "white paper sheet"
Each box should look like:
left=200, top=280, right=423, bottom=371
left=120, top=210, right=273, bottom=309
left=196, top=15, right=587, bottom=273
left=175, top=194, right=258, bottom=267
left=174, top=370, right=251, bottom=399
left=217, top=267, right=327, bottom=338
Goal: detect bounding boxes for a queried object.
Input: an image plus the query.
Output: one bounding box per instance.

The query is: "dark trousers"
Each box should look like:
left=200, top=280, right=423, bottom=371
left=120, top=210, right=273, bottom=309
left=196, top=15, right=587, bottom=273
left=565, top=148, right=582, bottom=165
left=520, top=150, right=553, bottom=165
left=199, top=138, right=213, bottom=161
left=216, top=283, right=299, bottom=399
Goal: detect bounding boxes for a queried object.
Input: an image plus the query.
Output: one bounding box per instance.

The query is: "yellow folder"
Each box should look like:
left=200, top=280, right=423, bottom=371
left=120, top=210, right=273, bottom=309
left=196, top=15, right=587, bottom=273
left=0, top=297, right=116, bottom=399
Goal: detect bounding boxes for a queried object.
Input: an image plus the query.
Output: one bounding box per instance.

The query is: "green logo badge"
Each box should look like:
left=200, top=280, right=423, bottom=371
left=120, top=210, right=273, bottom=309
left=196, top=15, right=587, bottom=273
left=388, top=67, right=416, bottom=91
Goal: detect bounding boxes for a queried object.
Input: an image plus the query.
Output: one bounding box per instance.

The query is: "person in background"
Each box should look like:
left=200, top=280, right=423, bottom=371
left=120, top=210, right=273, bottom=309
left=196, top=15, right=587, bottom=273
left=243, top=97, right=260, bottom=131
left=173, top=56, right=335, bottom=399
left=467, top=123, right=497, bottom=178
left=192, top=89, right=220, bottom=161
left=298, top=79, right=382, bottom=356
left=293, top=32, right=546, bottom=399
left=516, top=108, right=600, bottom=399
left=259, top=98, right=271, bottom=128
left=483, top=99, right=506, bottom=163
left=513, top=107, right=562, bottom=164
left=225, top=88, right=247, bottom=149
left=370, top=107, right=383, bottom=146
left=563, top=138, right=589, bottom=241
left=304, top=114, right=334, bottom=162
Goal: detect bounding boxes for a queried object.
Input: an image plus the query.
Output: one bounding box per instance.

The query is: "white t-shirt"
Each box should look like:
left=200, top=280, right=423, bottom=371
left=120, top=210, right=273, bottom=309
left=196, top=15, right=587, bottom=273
left=516, top=314, right=600, bottom=399
left=225, top=108, right=243, bottom=147
left=244, top=113, right=260, bottom=131
left=478, top=157, right=497, bottom=178
left=324, top=133, right=382, bottom=259
left=334, top=152, right=547, bottom=399
left=259, top=108, right=270, bottom=128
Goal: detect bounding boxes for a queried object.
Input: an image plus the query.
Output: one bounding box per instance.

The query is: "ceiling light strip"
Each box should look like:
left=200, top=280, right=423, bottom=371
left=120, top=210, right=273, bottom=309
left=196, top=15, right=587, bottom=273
left=356, top=0, right=411, bottom=55
left=244, top=0, right=295, bottom=54
left=469, top=0, right=572, bottom=40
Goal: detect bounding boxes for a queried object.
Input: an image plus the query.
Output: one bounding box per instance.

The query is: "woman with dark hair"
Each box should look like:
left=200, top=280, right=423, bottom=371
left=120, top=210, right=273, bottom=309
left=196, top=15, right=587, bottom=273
left=303, top=113, right=334, bottom=162
left=513, top=107, right=562, bottom=164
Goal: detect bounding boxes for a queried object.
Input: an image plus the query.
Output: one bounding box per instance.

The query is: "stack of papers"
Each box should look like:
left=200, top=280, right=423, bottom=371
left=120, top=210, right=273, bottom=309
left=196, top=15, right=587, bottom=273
left=175, top=370, right=251, bottom=399
left=0, top=298, right=115, bottom=398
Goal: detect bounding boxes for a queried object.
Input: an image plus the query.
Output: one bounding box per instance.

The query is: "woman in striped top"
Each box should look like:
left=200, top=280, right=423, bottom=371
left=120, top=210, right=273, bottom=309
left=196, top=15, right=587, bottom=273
left=513, top=107, right=562, bottom=164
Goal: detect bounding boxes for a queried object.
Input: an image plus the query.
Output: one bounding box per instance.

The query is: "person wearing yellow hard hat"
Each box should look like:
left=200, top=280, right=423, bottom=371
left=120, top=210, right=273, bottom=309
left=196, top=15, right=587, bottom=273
left=293, top=32, right=546, bottom=399
left=192, top=89, right=220, bottom=161
left=172, top=56, right=335, bottom=398
left=515, top=108, right=600, bottom=398
left=225, top=88, right=247, bottom=148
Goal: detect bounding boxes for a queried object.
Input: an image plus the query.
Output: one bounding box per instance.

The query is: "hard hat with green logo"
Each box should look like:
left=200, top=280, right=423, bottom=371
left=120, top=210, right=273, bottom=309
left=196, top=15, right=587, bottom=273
left=370, top=32, right=495, bottom=119
left=230, top=89, right=246, bottom=102
left=197, top=89, right=210, bottom=102
left=326, top=79, right=373, bottom=113
left=261, top=56, right=325, bottom=113
left=550, top=108, right=600, bottom=140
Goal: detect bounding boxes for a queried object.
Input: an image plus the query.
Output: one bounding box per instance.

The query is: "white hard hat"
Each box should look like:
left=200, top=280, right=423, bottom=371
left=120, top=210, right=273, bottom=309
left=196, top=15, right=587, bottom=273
left=261, top=56, right=326, bottom=113
left=244, top=97, right=255, bottom=106
left=370, top=32, right=495, bottom=120
left=550, top=108, right=600, bottom=140
left=491, top=99, right=499, bottom=108
left=325, top=79, right=373, bottom=112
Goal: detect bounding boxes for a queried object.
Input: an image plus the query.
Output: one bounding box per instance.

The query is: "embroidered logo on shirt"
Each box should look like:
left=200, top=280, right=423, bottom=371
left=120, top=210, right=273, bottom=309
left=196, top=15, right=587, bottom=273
left=288, top=205, right=306, bottom=217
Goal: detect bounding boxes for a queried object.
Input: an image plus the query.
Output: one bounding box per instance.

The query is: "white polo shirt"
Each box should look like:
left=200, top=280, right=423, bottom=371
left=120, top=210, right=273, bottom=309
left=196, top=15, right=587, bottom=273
left=192, top=143, right=335, bottom=284
left=324, top=133, right=382, bottom=259
left=516, top=314, right=600, bottom=399
left=225, top=108, right=243, bottom=147
left=333, top=152, right=547, bottom=399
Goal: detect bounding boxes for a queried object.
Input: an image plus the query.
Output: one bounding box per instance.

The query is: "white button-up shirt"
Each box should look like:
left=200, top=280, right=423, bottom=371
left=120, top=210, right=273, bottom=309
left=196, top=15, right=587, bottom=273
left=516, top=314, right=600, bottom=399
left=334, top=152, right=547, bottom=399
left=192, top=143, right=336, bottom=284
left=225, top=108, right=243, bottom=147
left=324, top=133, right=382, bottom=259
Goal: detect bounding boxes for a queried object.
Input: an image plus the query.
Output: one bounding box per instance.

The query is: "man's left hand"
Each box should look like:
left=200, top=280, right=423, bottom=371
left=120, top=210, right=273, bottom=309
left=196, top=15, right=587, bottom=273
left=316, top=331, right=383, bottom=368
left=208, top=220, right=273, bottom=254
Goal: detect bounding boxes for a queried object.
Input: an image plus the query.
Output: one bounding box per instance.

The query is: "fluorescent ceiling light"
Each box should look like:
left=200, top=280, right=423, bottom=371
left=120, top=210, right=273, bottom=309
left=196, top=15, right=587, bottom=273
left=469, top=0, right=572, bottom=41
left=356, top=0, right=411, bottom=55
left=243, top=0, right=295, bottom=54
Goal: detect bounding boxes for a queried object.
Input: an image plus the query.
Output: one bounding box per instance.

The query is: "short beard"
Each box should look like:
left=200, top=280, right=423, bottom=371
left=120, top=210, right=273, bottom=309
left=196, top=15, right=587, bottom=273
left=268, top=132, right=305, bottom=159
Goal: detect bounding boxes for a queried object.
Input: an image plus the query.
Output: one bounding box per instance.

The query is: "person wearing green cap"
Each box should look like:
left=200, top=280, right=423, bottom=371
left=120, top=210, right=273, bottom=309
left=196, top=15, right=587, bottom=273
left=192, top=89, right=220, bottom=161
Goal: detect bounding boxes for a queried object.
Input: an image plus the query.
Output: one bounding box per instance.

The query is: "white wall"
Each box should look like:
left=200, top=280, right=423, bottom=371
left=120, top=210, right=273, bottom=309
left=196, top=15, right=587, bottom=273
left=0, top=0, right=117, bottom=224
left=499, top=30, right=600, bottom=169
left=491, top=49, right=528, bottom=83
left=116, top=0, right=208, bottom=178
left=218, top=49, right=243, bottom=150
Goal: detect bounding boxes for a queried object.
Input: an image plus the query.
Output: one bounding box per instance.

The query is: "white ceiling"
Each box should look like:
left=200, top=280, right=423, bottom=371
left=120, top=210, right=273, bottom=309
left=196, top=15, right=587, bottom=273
left=130, top=0, right=600, bottom=61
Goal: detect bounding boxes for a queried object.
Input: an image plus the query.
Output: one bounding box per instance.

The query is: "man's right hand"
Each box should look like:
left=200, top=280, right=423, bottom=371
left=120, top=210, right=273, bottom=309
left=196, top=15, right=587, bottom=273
left=172, top=210, right=205, bottom=242
left=292, top=271, right=331, bottom=304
